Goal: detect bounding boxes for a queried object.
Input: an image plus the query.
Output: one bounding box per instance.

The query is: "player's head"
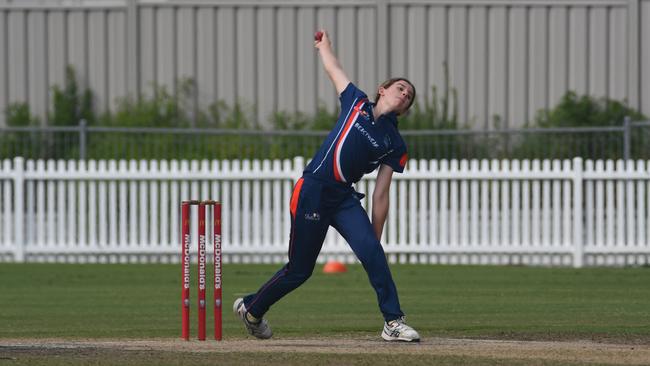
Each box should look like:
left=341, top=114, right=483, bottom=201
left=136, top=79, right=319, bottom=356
left=374, top=78, right=416, bottom=116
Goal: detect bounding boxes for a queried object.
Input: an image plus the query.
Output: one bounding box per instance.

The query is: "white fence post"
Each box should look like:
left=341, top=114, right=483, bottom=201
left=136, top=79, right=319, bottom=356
left=572, top=157, right=584, bottom=268
left=13, top=157, right=25, bottom=262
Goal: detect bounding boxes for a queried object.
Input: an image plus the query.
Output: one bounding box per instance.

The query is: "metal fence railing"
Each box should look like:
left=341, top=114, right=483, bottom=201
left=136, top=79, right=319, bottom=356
left=1, top=119, right=648, bottom=161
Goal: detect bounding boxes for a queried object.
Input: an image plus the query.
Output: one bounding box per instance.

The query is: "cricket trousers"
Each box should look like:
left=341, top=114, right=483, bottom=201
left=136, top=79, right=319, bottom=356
left=243, top=175, right=404, bottom=322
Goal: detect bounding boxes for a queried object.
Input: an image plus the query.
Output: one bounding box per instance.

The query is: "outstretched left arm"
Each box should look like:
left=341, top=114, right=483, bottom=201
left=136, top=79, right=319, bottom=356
left=371, top=164, right=394, bottom=240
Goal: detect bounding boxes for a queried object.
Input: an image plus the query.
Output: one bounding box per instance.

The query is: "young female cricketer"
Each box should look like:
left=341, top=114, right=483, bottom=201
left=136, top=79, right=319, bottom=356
left=234, top=29, right=420, bottom=342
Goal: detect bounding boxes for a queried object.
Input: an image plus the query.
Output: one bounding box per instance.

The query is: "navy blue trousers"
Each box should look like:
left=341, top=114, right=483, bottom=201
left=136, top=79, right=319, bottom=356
left=243, top=175, right=404, bottom=322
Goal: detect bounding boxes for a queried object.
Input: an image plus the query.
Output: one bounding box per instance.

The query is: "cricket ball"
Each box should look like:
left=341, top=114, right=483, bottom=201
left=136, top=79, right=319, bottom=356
left=314, top=31, right=323, bottom=42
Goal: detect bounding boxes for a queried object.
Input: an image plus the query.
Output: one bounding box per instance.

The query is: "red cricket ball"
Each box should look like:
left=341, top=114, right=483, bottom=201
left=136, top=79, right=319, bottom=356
left=314, top=31, right=323, bottom=42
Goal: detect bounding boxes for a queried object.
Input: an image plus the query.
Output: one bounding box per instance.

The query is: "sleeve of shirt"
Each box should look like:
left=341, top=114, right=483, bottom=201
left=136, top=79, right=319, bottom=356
left=339, top=83, right=368, bottom=113
left=382, top=148, right=408, bottom=174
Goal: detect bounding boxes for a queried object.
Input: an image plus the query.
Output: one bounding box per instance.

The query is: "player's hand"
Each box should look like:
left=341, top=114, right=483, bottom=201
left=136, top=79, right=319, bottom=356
left=314, top=29, right=331, bottom=51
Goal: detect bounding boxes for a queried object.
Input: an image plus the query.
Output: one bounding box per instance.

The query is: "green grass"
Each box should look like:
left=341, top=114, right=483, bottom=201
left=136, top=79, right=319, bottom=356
left=1, top=263, right=649, bottom=342
left=1, top=263, right=649, bottom=365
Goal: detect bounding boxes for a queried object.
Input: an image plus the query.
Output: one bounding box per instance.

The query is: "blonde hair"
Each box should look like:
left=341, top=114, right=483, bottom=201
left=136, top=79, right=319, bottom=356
left=374, top=78, right=416, bottom=115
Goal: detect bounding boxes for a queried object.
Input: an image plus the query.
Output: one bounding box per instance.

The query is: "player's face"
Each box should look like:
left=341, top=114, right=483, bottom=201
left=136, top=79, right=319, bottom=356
left=378, top=81, right=414, bottom=115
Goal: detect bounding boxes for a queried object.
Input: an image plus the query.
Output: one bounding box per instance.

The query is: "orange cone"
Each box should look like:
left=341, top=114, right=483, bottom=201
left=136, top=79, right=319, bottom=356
left=323, top=260, right=347, bottom=274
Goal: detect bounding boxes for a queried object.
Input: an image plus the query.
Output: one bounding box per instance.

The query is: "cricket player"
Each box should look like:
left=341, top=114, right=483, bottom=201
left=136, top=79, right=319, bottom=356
left=234, top=29, right=420, bottom=342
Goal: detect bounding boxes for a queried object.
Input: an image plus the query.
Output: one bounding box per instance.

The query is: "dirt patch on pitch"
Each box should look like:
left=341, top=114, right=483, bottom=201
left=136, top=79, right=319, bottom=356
left=2, top=337, right=649, bottom=365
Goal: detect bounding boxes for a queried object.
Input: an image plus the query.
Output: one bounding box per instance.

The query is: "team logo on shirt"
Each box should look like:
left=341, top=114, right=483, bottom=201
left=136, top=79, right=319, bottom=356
left=354, top=123, right=379, bottom=148
left=359, top=109, right=370, bottom=120
left=304, top=212, right=321, bottom=221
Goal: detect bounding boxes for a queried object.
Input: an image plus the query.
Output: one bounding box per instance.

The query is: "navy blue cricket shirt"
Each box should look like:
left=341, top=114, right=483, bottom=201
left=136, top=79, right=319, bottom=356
left=304, top=83, right=408, bottom=185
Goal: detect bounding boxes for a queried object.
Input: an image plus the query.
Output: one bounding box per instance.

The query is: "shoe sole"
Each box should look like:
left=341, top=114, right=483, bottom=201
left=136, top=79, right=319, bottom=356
left=381, top=332, right=420, bottom=342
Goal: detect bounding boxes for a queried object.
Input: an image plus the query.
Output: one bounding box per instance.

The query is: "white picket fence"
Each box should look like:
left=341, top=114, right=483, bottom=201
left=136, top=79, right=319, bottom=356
left=1, top=156, right=650, bottom=267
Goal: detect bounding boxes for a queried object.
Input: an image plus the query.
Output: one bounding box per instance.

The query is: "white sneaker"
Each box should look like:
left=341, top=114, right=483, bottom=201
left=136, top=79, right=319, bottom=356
left=233, top=298, right=273, bottom=339
left=381, top=316, right=420, bottom=342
